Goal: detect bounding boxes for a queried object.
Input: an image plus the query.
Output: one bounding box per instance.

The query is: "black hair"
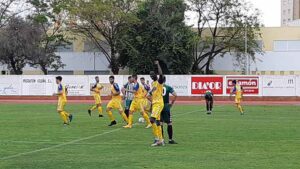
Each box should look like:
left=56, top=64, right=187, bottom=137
left=140, top=77, right=145, bottom=80
left=232, top=80, right=237, bottom=84
left=132, top=74, right=138, bottom=80
left=56, top=76, right=62, bottom=81
left=128, top=76, right=132, bottom=80
left=109, top=76, right=115, bottom=79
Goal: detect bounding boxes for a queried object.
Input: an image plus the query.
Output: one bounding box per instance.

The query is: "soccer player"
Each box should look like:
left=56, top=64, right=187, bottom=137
left=204, top=90, right=214, bottom=115
left=161, top=76, right=178, bottom=144
left=230, top=80, right=244, bottom=115
left=106, top=76, right=129, bottom=126
left=53, top=76, right=73, bottom=125
left=122, top=76, right=134, bottom=117
left=123, top=75, right=152, bottom=129
left=148, top=61, right=165, bottom=146
left=140, top=77, right=150, bottom=92
left=88, top=76, right=104, bottom=117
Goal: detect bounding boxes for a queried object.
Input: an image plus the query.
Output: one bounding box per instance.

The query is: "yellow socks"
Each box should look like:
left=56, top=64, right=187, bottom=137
left=157, top=125, right=163, bottom=141
left=90, top=105, right=97, bottom=111
left=121, top=112, right=129, bottom=123
left=152, top=123, right=159, bottom=139
left=143, top=112, right=151, bottom=125
left=128, top=114, right=133, bottom=126
left=107, top=111, right=115, bottom=122
left=98, top=107, right=103, bottom=115
left=59, top=112, right=68, bottom=124
left=237, top=104, right=244, bottom=113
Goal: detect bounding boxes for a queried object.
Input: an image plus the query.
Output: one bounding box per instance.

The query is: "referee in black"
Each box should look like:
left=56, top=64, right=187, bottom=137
left=204, top=90, right=214, bottom=115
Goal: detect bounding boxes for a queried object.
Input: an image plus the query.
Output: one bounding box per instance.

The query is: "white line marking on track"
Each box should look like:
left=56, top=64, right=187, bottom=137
left=0, top=109, right=199, bottom=161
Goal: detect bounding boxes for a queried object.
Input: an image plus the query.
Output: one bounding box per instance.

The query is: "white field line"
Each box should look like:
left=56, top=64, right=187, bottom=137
left=0, top=109, right=199, bottom=161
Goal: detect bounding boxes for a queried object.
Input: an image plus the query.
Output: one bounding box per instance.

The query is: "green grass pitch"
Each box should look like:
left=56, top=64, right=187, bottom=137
left=0, top=103, right=300, bottom=169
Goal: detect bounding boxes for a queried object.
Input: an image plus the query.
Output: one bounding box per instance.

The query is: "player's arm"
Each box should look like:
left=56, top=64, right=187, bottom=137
left=154, top=60, right=164, bottom=84
left=170, top=90, right=177, bottom=108
left=121, top=83, right=128, bottom=95
left=112, top=83, right=121, bottom=96
left=53, top=85, right=63, bottom=96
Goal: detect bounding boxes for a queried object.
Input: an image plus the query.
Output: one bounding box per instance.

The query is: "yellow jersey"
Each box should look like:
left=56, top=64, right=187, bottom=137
left=110, top=83, right=122, bottom=100
left=233, top=84, right=242, bottom=99
left=93, top=83, right=103, bottom=95
left=58, top=84, right=67, bottom=102
left=133, top=82, right=145, bottom=99
left=152, top=81, right=163, bottom=104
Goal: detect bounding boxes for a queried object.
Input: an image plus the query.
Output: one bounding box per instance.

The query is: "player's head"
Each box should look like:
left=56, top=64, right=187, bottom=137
left=109, top=76, right=115, bottom=84
left=132, top=74, right=138, bottom=82
left=55, top=76, right=62, bottom=84
left=150, top=71, right=157, bottom=81
left=95, top=76, right=99, bottom=83
left=232, top=80, right=237, bottom=85
left=128, top=76, right=133, bottom=83
left=140, top=77, right=145, bottom=84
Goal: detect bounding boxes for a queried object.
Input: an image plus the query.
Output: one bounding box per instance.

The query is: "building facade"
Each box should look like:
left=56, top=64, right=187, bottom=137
left=282, top=0, right=300, bottom=26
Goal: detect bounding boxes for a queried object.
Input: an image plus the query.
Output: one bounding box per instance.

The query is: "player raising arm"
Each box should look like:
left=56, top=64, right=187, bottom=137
left=230, top=80, right=244, bottom=115
left=88, top=76, right=104, bottom=117
left=148, top=60, right=165, bottom=146
left=106, top=76, right=129, bottom=126
left=161, top=76, right=178, bottom=144
left=53, top=76, right=73, bottom=125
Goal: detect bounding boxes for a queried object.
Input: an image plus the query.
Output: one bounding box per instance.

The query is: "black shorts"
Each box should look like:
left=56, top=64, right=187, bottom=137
left=160, top=105, right=172, bottom=123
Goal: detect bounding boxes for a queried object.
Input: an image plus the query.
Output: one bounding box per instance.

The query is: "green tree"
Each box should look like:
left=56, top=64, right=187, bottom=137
left=118, top=0, right=196, bottom=74
left=188, top=0, right=263, bottom=74
left=65, top=0, right=139, bottom=74
left=27, top=0, right=67, bottom=74
left=0, top=17, right=41, bottom=74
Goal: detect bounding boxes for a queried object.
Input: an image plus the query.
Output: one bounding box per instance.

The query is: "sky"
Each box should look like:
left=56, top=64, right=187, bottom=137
left=186, top=0, right=281, bottom=27
left=249, top=0, right=281, bottom=27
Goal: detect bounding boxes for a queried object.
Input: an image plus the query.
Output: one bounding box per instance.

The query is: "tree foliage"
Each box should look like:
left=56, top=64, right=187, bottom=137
left=65, top=0, right=139, bottom=74
left=118, top=0, right=196, bottom=74
left=188, top=0, right=263, bottom=74
left=27, top=0, right=67, bottom=74
left=0, top=17, right=41, bottom=74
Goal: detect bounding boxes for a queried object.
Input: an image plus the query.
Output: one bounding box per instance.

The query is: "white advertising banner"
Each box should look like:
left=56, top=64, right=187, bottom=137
left=21, top=76, right=55, bottom=96
left=0, top=76, right=21, bottom=95
left=262, top=76, right=296, bottom=96
left=88, top=75, right=124, bottom=96
left=295, top=75, right=300, bottom=96
left=62, top=76, right=90, bottom=96
left=165, top=75, right=189, bottom=96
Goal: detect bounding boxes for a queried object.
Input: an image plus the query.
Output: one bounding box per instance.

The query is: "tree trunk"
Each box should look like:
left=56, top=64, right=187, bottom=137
left=9, top=57, right=23, bottom=75
left=205, top=56, right=213, bottom=74
left=110, top=51, right=119, bottom=75
left=40, top=64, right=48, bottom=75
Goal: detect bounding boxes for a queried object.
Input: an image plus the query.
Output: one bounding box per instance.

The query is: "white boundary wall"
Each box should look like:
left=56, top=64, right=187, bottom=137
left=0, top=75, right=299, bottom=96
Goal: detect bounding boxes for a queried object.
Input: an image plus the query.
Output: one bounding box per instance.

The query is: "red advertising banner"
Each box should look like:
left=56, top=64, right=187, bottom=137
left=191, top=76, right=224, bottom=94
left=226, top=76, right=259, bottom=95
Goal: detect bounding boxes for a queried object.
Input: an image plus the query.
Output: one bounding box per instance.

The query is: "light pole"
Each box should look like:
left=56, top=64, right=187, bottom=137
left=245, top=26, right=250, bottom=75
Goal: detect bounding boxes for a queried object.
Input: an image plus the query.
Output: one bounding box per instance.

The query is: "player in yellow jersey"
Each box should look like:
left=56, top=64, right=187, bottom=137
left=53, top=76, right=73, bottom=125
left=148, top=61, right=165, bottom=146
left=88, top=76, right=104, bottom=117
left=140, top=77, right=152, bottom=115
left=230, top=80, right=244, bottom=115
left=106, top=76, right=129, bottom=126
left=123, top=75, right=152, bottom=129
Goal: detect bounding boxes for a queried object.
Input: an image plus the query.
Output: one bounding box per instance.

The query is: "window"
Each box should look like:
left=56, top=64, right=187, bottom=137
left=56, top=44, right=73, bottom=52
left=273, top=40, right=300, bottom=51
